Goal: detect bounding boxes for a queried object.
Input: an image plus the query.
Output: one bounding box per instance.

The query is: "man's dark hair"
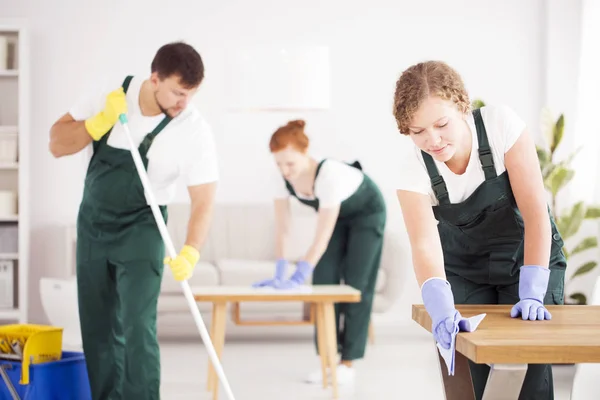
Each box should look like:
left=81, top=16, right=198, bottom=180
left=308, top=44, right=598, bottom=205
left=151, top=41, right=204, bottom=88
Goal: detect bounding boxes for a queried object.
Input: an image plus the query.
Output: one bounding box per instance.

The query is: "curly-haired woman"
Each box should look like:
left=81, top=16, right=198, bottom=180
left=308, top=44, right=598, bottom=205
left=393, top=60, right=566, bottom=400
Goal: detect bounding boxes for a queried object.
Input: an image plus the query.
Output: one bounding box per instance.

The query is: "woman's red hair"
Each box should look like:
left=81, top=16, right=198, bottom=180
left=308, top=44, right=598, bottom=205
left=269, top=120, right=309, bottom=153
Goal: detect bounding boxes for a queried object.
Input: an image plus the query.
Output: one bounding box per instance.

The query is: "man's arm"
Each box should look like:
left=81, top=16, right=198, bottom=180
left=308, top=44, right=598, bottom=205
left=184, top=181, right=218, bottom=251
left=49, top=113, right=94, bottom=158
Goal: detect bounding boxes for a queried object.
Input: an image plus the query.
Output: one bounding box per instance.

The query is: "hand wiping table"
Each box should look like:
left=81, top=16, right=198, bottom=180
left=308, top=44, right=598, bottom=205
left=437, top=313, right=487, bottom=376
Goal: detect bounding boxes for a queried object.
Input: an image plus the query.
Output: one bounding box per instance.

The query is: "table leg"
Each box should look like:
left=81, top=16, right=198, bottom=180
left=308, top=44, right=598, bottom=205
left=207, top=302, right=227, bottom=400
left=207, top=303, right=218, bottom=392
left=434, top=340, right=475, bottom=400
left=482, top=364, right=528, bottom=400
left=315, top=303, right=329, bottom=388
left=323, top=302, right=339, bottom=399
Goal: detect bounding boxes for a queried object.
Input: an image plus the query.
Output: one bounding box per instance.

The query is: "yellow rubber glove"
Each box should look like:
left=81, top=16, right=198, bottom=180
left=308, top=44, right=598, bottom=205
left=84, top=87, right=128, bottom=141
left=164, top=245, right=199, bottom=281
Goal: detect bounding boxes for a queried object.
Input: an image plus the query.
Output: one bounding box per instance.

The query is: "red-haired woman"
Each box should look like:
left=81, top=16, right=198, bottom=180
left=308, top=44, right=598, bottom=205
left=253, top=119, right=387, bottom=385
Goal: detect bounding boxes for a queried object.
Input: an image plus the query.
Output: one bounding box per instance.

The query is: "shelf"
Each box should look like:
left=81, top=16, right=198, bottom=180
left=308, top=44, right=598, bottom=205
left=0, top=70, right=18, bottom=77
left=0, top=253, right=18, bottom=259
left=0, top=308, right=19, bottom=320
left=0, top=215, right=17, bottom=222
left=0, top=126, right=17, bottom=134
left=0, top=163, right=17, bottom=170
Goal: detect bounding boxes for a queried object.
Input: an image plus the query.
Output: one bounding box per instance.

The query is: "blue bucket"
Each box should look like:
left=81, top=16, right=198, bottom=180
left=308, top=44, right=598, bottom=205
left=0, top=351, right=91, bottom=400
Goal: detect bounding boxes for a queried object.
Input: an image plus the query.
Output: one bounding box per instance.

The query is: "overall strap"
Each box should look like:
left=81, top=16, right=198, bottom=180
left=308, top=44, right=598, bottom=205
left=138, top=116, right=172, bottom=159
left=314, top=159, right=326, bottom=177
left=122, top=75, right=133, bottom=93
left=347, top=160, right=363, bottom=171
left=473, top=108, right=497, bottom=180
left=422, top=152, right=450, bottom=205
left=284, top=159, right=327, bottom=197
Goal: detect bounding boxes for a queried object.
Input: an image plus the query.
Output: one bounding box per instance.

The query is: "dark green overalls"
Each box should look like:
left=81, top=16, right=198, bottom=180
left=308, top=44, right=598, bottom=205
left=284, top=160, right=387, bottom=361
left=76, top=75, right=171, bottom=400
left=422, top=109, right=566, bottom=400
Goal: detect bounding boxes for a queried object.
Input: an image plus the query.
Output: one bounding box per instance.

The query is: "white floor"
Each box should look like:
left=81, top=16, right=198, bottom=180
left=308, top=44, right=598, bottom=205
left=158, top=322, right=576, bottom=400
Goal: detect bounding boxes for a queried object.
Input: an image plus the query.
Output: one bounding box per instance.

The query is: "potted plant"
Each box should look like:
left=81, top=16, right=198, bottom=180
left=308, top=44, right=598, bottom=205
left=472, top=100, right=600, bottom=304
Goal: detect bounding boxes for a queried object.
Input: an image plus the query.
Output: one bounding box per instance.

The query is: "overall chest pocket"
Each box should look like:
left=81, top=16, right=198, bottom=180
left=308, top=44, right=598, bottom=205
left=85, top=158, right=147, bottom=210
left=454, top=201, right=523, bottom=244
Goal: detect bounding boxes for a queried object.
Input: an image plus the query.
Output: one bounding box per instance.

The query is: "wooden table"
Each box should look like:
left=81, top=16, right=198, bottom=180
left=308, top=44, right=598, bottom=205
left=193, top=285, right=361, bottom=400
left=412, top=304, right=600, bottom=399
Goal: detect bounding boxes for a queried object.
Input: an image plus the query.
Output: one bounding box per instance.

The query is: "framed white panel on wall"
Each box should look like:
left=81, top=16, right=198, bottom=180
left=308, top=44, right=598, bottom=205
left=224, top=45, right=331, bottom=111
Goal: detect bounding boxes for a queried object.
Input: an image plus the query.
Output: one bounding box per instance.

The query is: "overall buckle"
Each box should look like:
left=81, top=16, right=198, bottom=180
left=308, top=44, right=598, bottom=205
left=479, top=148, right=494, bottom=168
left=431, top=176, right=448, bottom=200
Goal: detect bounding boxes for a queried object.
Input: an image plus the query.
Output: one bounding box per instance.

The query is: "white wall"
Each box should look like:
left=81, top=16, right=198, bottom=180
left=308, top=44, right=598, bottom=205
left=0, top=0, right=578, bottom=323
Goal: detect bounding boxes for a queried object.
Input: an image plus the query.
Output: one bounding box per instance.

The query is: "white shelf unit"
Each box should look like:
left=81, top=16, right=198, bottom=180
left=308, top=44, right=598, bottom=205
left=0, top=24, right=29, bottom=324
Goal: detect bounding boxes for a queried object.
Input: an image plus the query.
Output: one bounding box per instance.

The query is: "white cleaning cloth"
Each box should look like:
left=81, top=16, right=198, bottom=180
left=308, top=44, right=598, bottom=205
left=253, top=285, right=314, bottom=294
left=437, top=313, right=486, bottom=376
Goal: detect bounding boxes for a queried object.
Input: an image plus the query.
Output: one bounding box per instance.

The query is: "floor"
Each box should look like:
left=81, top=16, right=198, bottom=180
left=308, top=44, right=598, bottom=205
left=158, top=321, right=577, bottom=400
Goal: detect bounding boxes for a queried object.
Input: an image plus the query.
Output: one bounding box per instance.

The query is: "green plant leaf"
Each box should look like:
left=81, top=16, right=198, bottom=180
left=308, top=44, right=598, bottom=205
left=557, top=201, right=586, bottom=240
left=568, top=292, right=587, bottom=305
left=570, top=236, right=598, bottom=257
left=571, top=261, right=597, bottom=279
left=563, top=246, right=570, bottom=259
left=547, top=165, right=575, bottom=197
left=551, top=114, right=565, bottom=153
left=537, top=147, right=550, bottom=170
left=471, top=99, right=486, bottom=109
left=585, top=206, right=600, bottom=219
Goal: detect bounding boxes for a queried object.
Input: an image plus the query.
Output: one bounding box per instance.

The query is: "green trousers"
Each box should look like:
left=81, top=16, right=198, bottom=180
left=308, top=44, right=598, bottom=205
left=76, top=219, right=164, bottom=400
left=312, top=212, right=386, bottom=361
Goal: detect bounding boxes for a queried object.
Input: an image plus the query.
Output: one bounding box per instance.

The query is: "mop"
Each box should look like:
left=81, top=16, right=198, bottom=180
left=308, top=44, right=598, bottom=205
left=118, top=114, right=236, bottom=400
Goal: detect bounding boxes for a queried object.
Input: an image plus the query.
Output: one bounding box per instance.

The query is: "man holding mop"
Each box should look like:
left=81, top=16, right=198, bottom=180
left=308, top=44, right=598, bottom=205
left=49, top=41, right=218, bottom=399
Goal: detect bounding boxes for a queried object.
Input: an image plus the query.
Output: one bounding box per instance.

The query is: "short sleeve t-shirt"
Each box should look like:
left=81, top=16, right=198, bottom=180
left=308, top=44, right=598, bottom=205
left=396, top=105, right=526, bottom=205
left=274, top=159, right=364, bottom=208
left=69, top=75, right=219, bottom=204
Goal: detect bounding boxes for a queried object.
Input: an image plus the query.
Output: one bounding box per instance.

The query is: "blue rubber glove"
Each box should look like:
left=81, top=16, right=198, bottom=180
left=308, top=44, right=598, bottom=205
left=421, top=278, right=461, bottom=350
left=275, top=260, right=313, bottom=289
left=510, top=265, right=551, bottom=320
left=252, top=259, right=288, bottom=288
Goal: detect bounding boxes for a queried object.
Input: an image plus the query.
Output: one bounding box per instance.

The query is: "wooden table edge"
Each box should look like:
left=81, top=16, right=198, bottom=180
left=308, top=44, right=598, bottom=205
left=193, top=293, right=362, bottom=302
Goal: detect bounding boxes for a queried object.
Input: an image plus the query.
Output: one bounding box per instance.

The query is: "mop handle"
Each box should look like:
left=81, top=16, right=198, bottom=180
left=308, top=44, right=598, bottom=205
left=118, top=114, right=236, bottom=400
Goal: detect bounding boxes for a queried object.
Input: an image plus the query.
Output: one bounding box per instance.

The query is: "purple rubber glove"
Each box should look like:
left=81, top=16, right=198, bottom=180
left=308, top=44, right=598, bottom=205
left=275, top=260, right=313, bottom=289
left=251, top=259, right=288, bottom=288
left=421, top=278, right=461, bottom=350
left=510, top=265, right=551, bottom=320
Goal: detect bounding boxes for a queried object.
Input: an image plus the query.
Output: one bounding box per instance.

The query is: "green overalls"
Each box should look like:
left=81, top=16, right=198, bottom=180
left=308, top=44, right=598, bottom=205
left=422, top=109, right=566, bottom=400
left=284, top=160, right=387, bottom=361
left=76, top=75, right=171, bottom=400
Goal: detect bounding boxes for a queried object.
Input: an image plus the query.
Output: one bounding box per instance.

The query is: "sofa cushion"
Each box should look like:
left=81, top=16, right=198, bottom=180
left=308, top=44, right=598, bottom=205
left=157, top=293, right=213, bottom=314
left=217, top=259, right=283, bottom=285
left=217, top=259, right=307, bottom=314
left=160, top=261, right=220, bottom=294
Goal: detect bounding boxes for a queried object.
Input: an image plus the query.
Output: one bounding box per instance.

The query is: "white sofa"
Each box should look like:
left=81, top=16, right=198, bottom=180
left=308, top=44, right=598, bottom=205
left=52, top=200, right=406, bottom=338
left=159, top=201, right=405, bottom=324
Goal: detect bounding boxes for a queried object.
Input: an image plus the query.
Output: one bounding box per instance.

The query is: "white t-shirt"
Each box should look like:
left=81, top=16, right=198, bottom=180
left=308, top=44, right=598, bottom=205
left=69, top=75, right=219, bottom=205
left=396, top=105, right=526, bottom=205
left=275, top=159, right=364, bottom=208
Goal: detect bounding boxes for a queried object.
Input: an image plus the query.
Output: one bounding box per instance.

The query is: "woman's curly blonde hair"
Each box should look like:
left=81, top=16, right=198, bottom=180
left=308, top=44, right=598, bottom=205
left=392, top=61, right=471, bottom=135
